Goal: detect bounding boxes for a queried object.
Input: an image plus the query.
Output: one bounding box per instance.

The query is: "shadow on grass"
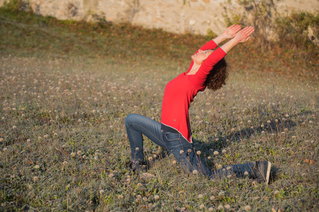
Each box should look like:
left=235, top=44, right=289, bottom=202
left=194, top=118, right=296, bottom=154
left=128, top=111, right=313, bottom=182
left=190, top=110, right=314, bottom=182
left=269, top=164, right=280, bottom=183
left=194, top=110, right=315, bottom=154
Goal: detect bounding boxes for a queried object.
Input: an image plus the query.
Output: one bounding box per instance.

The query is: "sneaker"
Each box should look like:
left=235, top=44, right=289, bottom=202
left=129, top=160, right=148, bottom=173
left=253, top=161, right=272, bottom=184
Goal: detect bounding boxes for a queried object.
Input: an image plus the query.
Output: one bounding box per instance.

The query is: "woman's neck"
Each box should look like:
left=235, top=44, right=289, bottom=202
left=187, top=63, right=201, bottom=75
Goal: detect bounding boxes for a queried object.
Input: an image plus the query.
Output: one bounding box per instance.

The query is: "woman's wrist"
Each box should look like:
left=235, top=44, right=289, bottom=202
left=220, top=38, right=240, bottom=53
left=212, top=34, right=227, bottom=45
left=231, top=37, right=241, bottom=44
left=232, top=36, right=241, bottom=43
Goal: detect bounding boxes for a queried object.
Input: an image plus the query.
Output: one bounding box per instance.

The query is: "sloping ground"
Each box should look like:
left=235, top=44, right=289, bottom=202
left=0, top=9, right=318, bottom=211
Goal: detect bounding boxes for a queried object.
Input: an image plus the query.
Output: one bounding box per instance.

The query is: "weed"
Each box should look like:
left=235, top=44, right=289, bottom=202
left=276, top=12, right=319, bottom=49
left=223, top=0, right=319, bottom=54
left=0, top=8, right=318, bottom=211
left=2, top=0, right=31, bottom=12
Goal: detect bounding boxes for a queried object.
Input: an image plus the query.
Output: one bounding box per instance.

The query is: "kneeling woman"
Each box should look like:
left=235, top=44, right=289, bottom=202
left=125, top=25, right=271, bottom=184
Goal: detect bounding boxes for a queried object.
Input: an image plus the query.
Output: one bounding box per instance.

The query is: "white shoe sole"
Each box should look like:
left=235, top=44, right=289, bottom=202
left=265, top=161, right=272, bottom=184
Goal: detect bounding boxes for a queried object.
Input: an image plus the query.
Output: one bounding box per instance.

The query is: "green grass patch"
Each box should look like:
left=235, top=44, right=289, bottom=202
left=0, top=8, right=318, bottom=211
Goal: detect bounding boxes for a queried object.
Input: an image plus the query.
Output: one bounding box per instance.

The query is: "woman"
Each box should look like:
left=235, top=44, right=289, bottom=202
left=125, top=25, right=272, bottom=184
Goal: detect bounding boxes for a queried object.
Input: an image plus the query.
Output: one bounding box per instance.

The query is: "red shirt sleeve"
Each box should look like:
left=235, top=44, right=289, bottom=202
left=186, top=40, right=219, bottom=74
left=199, top=40, right=218, bottom=51
left=194, top=47, right=227, bottom=85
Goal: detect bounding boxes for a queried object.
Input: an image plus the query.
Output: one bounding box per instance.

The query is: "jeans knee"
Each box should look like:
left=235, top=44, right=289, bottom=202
left=125, top=113, right=138, bottom=126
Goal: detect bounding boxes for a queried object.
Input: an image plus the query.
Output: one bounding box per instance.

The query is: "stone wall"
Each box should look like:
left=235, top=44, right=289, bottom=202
left=0, top=0, right=318, bottom=35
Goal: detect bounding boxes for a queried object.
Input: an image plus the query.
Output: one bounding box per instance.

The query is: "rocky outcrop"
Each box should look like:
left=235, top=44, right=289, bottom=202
left=0, top=0, right=318, bottom=36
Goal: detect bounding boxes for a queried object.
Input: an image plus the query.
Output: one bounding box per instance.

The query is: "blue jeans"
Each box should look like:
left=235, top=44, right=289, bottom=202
left=125, top=113, right=212, bottom=176
left=125, top=114, right=260, bottom=180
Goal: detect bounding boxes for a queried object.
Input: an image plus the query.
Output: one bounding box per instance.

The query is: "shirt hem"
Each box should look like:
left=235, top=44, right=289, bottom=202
left=160, top=122, right=193, bottom=143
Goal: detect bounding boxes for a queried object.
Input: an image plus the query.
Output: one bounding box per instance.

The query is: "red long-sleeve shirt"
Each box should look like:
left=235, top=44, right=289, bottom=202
left=161, top=40, right=226, bottom=142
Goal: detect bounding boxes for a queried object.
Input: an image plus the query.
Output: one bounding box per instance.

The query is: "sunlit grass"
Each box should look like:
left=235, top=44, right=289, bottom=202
left=0, top=8, right=318, bottom=211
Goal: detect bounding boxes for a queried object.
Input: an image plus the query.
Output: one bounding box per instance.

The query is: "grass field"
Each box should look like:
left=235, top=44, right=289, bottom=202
left=0, top=9, right=318, bottom=211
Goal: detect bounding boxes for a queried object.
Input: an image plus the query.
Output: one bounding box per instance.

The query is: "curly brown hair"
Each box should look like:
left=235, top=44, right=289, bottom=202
left=204, top=58, right=228, bottom=91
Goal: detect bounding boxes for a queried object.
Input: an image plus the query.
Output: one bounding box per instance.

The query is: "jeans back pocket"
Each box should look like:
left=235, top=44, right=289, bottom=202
left=164, top=132, right=180, bottom=142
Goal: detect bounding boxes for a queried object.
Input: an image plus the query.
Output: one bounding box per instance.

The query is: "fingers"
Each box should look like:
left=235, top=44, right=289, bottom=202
left=225, top=24, right=241, bottom=37
left=229, top=24, right=241, bottom=29
left=237, top=26, right=254, bottom=38
left=241, top=26, right=255, bottom=36
left=233, top=26, right=254, bottom=42
left=240, top=27, right=254, bottom=42
left=233, top=25, right=242, bottom=33
left=229, top=24, right=241, bottom=32
left=241, top=36, right=251, bottom=43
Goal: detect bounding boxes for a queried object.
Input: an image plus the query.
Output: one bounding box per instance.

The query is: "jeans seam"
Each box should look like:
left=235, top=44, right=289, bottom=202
left=132, top=122, right=165, bottom=148
left=127, top=114, right=211, bottom=177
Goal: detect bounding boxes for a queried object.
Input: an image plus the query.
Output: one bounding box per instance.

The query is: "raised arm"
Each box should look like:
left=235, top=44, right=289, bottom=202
left=194, top=26, right=254, bottom=83
left=213, top=24, right=241, bottom=45
left=198, top=24, right=242, bottom=51
left=221, top=26, right=254, bottom=53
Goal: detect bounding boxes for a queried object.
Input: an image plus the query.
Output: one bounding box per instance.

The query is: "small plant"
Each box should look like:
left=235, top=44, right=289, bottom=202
left=206, top=29, right=217, bottom=39
left=223, top=0, right=319, bottom=52
left=224, top=13, right=242, bottom=26
left=275, top=12, right=319, bottom=48
left=0, top=7, right=318, bottom=211
left=3, top=0, right=32, bottom=12
left=223, top=0, right=280, bottom=47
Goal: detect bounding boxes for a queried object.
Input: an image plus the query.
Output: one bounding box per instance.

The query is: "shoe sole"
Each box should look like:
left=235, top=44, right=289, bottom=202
left=265, top=161, right=272, bottom=184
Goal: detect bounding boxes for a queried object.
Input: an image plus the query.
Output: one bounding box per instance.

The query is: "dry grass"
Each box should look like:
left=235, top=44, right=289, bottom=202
left=0, top=9, right=318, bottom=211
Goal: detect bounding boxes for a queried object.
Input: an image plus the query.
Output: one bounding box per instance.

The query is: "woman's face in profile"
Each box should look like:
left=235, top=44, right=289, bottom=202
left=191, top=49, right=213, bottom=65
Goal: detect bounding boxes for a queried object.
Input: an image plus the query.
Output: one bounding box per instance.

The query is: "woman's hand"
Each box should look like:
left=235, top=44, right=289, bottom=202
left=212, top=25, right=241, bottom=45
left=233, top=26, right=255, bottom=43
left=221, top=26, right=254, bottom=53
left=222, top=24, right=242, bottom=39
